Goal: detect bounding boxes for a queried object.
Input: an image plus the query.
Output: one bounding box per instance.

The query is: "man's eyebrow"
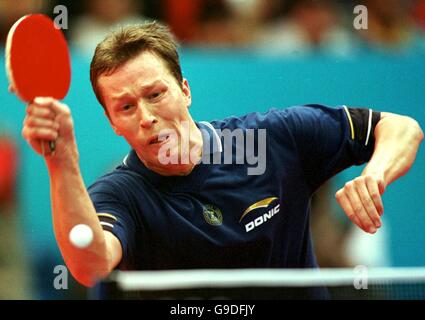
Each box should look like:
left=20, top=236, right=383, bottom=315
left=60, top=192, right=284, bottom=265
left=141, top=80, right=163, bottom=90
left=111, top=91, right=130, bottom=101
left=111, top=80, right=164, bottom=101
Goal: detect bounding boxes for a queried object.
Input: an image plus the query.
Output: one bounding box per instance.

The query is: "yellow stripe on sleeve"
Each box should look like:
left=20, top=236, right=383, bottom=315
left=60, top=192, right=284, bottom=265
left=97, top=213, right=118, bottom=221
left=343, top=106, right=355, bottom=140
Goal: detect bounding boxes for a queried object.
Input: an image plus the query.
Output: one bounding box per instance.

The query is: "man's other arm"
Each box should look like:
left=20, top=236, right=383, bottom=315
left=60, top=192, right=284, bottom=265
left=336, top=112, right=423, bottom=234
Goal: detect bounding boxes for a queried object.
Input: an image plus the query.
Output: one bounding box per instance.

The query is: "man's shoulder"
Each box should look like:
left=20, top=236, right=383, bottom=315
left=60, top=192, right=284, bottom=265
left=208, top=105, right=338, bottom=129
left=207, top=108, right=285, bottom=130
left=87, top=164, right=149, bottom=195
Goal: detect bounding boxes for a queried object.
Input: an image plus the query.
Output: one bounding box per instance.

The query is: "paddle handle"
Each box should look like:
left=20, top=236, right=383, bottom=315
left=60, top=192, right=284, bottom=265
left=49, top=140, right=56, bottom=153
left=40, top=140, right=56, bottom=156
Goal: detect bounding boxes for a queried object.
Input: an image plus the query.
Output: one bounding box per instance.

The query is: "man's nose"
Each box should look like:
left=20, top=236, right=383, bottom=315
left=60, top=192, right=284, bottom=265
left=137, top=103, right=157, bottom=128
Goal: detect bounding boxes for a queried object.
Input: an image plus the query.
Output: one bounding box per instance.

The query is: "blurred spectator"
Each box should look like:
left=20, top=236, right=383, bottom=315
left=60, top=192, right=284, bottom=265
left=163, top=0, right=204, bottom=44
left=311, top=181, right=353, bottom=267
left=0, top=132, right=33, bottom=299
left=357, top=0, right=425, bottom=52
left=192, top=0, right=252, bottom=48
left=70, top=0, right=148, bottom=56
left=311, top=180, right=390, bottom=268
left=141, top=0, right=165, bottom=22
left=344, top=219, right=391, bottom=267
left=254, top=0, right=356, bottom=56
left=0, top=133, right=18, bottom=208
left=0, top=0, right=50, bottom=45
left=413, top=0, right=425, bottom=31
left=164, top=0, right=252, bottom=48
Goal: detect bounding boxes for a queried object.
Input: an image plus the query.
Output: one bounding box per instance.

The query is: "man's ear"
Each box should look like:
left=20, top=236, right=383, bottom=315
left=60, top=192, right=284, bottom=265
left=181, top=78, right=192, bottom=108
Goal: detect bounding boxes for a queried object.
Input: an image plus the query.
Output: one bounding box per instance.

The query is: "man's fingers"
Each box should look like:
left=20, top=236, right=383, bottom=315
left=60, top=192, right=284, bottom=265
left=365, top=176, right=384, bottom=216
left=24, top=116, right=59, bottom=130
left=27, top=102, right=56, bottom=120
left=377, top=178, right=386, bottom=195
left=27, top=97, right=70, bottom=121
left=33, top=97, right=70, bottom=117
left=24, top=127, right=58, bottom=141
left=343, top=182, right=376, bottom=233
left=33, top=96, right=57, bottom=106
left=335, top=190, right=364, bottom=231
left=354, top=178, right=382, bottom=228
left=22, top=98, right=73, bottom=158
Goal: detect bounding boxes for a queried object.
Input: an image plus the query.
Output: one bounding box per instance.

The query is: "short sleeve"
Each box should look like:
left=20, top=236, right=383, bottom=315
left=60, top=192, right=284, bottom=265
left=88, top=177, right=137, bottom=269
left=276, top=104, right=380, bottom=190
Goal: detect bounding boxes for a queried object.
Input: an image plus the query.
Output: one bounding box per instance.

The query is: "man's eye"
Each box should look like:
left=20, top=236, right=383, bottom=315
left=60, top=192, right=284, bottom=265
left=122, top=104, right=133, bottom=111
left=149, top=92, right=162, bottom=100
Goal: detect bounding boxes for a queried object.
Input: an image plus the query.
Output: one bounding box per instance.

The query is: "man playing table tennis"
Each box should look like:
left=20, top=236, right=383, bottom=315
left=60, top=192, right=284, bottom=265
left=21, top=22, right=423, bottom=288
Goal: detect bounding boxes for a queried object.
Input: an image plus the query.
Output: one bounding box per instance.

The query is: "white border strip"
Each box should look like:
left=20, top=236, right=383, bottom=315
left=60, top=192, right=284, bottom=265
left=100, top=222, right=114, bottom=229
left=199, top=121, right=223, bottom=152
left=365, top=108, right=373, bottom=146
left=114, top=268, right=425, bottom=291
left=122, top=154, right=129, bottom=167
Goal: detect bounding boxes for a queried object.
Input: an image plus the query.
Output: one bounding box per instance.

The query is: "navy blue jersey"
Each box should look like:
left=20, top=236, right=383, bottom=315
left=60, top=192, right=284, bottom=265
left=88, top=104, right=379, bottom=272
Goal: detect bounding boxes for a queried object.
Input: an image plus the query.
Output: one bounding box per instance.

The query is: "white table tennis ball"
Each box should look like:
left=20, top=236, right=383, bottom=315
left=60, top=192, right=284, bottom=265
left=69, top=224, right=93, bottom=249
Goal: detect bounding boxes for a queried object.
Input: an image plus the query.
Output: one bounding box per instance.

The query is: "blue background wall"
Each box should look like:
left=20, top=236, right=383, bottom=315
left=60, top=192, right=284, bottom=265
left=0, top=49, right=424, bottom=296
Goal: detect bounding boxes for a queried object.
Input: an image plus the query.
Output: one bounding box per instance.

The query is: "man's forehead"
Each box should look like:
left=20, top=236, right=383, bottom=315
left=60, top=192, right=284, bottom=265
left=102, top=52, right=167, bottom=80
left=98, top=56, right=171, bottom=91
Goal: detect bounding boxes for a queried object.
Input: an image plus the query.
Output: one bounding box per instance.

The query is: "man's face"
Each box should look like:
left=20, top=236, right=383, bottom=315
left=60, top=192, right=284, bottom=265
left=98, top=50, right=193, bottom=173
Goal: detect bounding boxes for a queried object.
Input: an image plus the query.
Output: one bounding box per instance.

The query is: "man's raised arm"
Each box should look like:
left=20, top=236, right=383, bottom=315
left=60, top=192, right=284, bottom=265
left=22, top=97, right=122, bottom=287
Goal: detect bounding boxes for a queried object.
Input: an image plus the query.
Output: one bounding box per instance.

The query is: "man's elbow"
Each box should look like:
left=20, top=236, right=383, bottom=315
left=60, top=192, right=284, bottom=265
left=69, top=262, right=112, bottom=288
left=379, top=113, right=420, bottom=136
left=416, top=120, right=424, bottom=143
left=73, top=272, right=97, bottom=288
left=390, top=114, right=424, bottom=144
left=407, top=117, right=424, bottom=144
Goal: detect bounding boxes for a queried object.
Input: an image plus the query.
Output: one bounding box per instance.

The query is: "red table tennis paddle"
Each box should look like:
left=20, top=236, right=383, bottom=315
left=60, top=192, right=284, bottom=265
left=5, top=14, right=71, bottom=154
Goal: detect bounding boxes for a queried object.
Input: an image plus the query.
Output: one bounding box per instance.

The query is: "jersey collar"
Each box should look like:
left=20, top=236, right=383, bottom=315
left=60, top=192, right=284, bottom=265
left=197, top=121, right=222, bottom=158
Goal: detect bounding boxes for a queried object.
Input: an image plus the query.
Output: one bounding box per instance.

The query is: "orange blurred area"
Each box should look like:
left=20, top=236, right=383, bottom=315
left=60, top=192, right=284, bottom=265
left=0, top=136, right=18, bottom=207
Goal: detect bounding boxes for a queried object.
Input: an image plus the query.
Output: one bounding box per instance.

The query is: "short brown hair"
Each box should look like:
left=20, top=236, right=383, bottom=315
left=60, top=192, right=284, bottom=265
left=90, top=21, right=183, bottom=109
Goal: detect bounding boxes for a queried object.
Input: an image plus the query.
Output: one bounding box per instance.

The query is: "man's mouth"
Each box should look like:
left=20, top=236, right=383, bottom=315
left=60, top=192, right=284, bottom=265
left=149, top=134, right=171, bottom=145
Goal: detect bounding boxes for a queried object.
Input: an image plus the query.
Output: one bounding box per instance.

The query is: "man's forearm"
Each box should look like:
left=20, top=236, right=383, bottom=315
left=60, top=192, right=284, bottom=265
left=363, top=112, right=424, bottom=186
left=46, top=149, right=111, bottom=287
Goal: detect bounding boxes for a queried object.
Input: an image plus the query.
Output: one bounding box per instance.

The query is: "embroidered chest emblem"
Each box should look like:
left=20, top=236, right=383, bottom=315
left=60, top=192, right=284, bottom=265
left=203, top=204, right=223, bottom=226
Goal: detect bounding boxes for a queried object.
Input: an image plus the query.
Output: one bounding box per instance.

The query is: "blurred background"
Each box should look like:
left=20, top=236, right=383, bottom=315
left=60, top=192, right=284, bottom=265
left=0, top=0, right=424, bottom=299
